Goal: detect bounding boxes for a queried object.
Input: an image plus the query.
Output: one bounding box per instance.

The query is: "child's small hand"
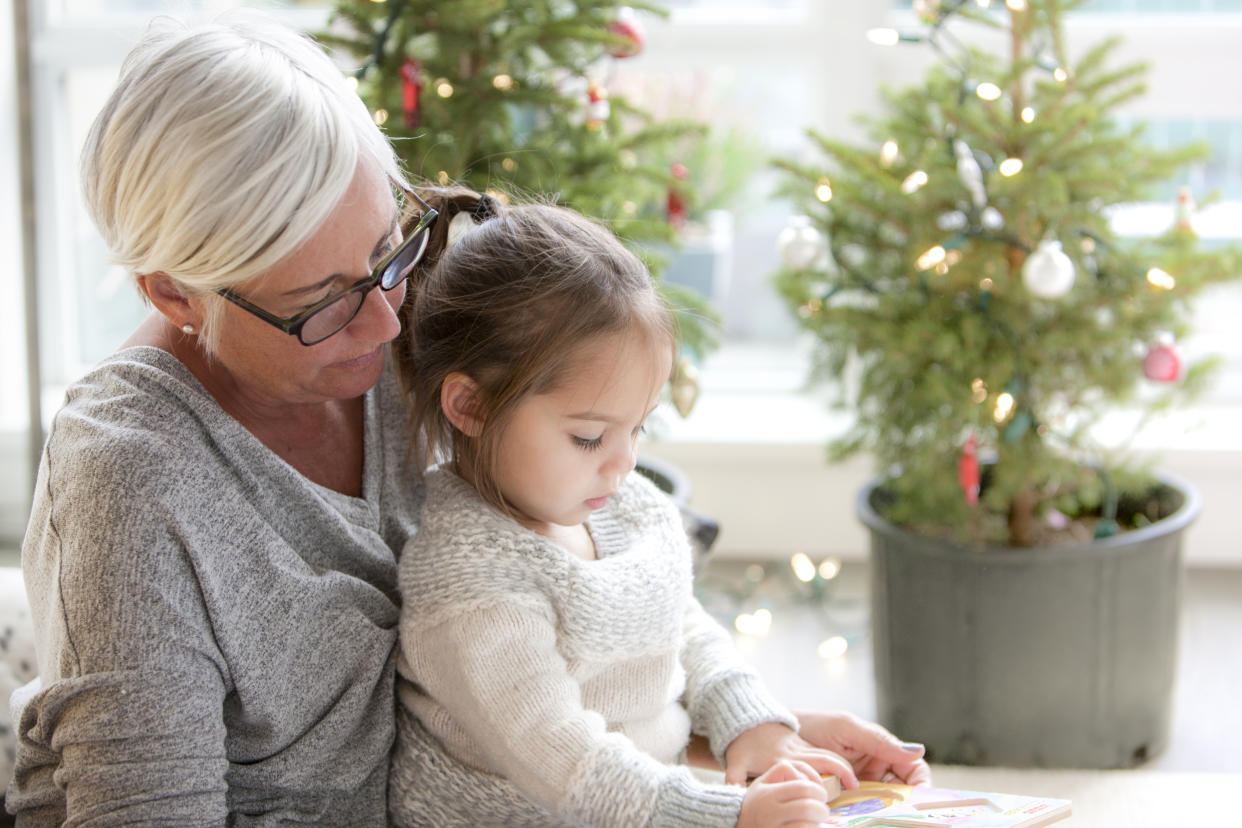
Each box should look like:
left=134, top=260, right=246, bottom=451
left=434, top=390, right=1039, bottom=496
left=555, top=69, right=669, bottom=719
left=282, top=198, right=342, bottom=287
left=736, top=760, right=831, bottom=828
left=725, top=721, right=857, bottom=789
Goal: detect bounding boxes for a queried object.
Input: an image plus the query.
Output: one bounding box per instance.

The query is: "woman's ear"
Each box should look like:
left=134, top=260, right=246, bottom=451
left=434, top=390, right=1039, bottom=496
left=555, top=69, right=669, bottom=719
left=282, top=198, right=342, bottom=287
left=441, top=372, right=485, bottom=437
left=135, top=272, right=197, bottom=330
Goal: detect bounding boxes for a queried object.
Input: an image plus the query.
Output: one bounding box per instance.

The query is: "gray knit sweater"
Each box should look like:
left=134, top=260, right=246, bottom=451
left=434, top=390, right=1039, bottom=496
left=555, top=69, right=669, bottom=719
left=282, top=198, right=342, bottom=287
left=390, top=468, right=797, bottom=828
left=8, top=347, right=423, bottom=826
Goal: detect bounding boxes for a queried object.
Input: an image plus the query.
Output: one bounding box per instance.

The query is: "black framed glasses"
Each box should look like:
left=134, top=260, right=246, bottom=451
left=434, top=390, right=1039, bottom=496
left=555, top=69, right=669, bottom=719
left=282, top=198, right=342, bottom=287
left=218, top=191, right=438, bottom=346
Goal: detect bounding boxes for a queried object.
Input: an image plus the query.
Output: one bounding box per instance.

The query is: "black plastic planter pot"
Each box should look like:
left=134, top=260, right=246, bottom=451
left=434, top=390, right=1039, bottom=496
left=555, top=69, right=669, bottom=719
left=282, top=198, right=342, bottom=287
left=858, top=471, right=1200, bottom=768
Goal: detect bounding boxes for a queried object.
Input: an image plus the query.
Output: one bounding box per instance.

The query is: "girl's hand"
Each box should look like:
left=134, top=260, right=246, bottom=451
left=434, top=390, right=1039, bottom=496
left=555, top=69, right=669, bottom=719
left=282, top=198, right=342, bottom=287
left=736, top=760, right=832, bottom=828
left=724, top=721, right=856, bottom=789
left=794, top=709, right=933, bottom=787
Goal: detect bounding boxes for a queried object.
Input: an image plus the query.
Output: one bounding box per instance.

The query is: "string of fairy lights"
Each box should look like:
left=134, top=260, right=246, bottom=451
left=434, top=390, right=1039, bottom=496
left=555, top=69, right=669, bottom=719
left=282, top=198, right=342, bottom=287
left=695, top=554, right=860, bottom=664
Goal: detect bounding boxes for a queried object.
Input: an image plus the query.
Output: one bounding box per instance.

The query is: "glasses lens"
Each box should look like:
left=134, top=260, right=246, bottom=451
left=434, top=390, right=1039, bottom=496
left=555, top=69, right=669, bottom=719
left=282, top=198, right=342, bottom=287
left=380, top=227, right=430, bottom=290
left=301, top=290, right=366, bottom=345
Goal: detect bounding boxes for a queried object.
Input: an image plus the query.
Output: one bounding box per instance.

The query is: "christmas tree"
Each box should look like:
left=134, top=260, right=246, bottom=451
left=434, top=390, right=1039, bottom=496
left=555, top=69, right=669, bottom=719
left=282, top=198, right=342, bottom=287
left=319, top=0, right=717, bottom=361
left=774, top=0, right=1242, bottom=547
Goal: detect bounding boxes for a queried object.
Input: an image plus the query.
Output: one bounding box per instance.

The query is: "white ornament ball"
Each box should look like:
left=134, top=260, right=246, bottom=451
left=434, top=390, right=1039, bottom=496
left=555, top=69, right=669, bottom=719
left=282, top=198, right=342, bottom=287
left=1022, top=239, right=1075, bottom=299
left=777, top=216, right=828, bottom=271
left=937, top=211, right=968, bottom=231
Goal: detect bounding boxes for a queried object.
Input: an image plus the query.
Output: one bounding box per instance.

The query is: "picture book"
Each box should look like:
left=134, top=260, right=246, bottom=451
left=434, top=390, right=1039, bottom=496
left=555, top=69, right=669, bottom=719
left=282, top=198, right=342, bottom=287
left=822, top=780, right=1071, bottom=828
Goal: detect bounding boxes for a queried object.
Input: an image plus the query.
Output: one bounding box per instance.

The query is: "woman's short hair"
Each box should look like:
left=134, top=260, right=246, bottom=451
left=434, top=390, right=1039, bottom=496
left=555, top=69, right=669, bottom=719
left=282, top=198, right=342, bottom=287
left=81, top=11, right=406, bottom=350
left=402, top=194, right=676, bottom=516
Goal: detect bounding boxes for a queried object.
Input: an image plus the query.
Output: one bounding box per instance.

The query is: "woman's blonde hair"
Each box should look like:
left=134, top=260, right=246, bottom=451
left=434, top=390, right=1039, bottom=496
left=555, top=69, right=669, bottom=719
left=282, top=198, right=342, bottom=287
left=398, top=192, right=676, bottom=517
left=81, top=11, right=407, bottom=352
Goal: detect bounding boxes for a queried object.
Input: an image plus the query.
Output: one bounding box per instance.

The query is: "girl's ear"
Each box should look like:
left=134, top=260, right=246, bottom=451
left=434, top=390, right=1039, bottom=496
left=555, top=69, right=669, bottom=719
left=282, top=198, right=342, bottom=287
left=441, top=372, right=484, bottom=437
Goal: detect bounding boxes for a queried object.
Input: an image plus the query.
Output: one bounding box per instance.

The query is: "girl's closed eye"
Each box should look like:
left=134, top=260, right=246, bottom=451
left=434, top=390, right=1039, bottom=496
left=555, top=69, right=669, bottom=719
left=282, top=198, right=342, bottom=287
left=572, top=434, right=604, bottom=452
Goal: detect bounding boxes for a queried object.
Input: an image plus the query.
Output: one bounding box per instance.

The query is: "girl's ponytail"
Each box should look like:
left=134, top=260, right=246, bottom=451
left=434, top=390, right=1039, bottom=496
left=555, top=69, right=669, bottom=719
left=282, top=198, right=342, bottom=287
left=393, top=186, right=501, bottom=393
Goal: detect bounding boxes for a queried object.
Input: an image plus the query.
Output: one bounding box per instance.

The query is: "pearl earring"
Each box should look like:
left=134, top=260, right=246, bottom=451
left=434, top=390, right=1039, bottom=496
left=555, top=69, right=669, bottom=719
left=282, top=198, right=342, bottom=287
left=182, top=324, right=195, bottom=334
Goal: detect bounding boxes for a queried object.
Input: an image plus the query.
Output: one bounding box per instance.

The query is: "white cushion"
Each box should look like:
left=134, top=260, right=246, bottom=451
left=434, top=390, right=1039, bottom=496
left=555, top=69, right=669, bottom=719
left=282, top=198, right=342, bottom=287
left=0, top=567, right=36, bottom=797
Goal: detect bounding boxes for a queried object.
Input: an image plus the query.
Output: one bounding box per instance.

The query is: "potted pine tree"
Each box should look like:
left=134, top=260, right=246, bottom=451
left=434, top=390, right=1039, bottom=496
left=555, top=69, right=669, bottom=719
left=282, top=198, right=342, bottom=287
left=773, top=0, right=1240, bottom=768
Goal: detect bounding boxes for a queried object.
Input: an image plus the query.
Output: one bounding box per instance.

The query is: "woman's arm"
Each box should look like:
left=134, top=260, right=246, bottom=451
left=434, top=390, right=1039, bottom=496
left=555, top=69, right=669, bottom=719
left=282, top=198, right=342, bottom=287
left=13, top=472, right=231, bottom=825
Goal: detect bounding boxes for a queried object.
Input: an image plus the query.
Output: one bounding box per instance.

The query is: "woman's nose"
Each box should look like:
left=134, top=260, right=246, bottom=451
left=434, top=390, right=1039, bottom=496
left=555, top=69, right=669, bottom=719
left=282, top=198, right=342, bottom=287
left=351, top=280, right=405, bottom=343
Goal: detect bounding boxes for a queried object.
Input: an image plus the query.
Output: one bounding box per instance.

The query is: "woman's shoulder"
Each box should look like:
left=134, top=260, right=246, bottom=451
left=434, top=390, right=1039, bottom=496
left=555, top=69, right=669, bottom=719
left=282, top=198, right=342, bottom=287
left=50, top=347, right=224, bottom=456
left=62, top=346, right=220, bottom=428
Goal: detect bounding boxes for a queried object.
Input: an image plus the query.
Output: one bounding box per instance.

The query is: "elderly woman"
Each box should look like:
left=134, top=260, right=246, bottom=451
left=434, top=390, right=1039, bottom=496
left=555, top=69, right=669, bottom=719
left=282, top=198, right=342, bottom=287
left=7, top=13, right=928, bottom=827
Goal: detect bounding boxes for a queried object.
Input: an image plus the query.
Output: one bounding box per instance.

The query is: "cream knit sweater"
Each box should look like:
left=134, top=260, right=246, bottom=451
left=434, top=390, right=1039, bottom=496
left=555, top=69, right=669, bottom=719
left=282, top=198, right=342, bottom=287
left=390, top=468, right=797, bottom=828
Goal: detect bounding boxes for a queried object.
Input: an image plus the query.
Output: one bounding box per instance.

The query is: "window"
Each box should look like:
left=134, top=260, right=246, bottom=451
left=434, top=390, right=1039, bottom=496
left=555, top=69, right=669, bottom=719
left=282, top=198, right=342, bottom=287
left=5, top=0, right=1241, bottom=549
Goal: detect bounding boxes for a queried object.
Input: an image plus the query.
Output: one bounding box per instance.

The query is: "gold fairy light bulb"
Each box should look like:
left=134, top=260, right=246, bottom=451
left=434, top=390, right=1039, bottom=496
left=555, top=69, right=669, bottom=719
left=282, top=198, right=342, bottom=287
left=436, top=80, right=454, bottom=98
left=1021, top=106, right=1036, bottom=123
left=972, top=378, right=988, bottom=404
left=917, top=245, right=947, bottom=270
left=1147, top=268, right=1176, bottom=290
left=815, top=178, right=833, bottom=202
left=501, top=157, right=517, bottom=172
left=373, top=109, right=388, bottom=126
left=818, top=558, right=841, bottom=580
left=790, top=553, right=816, bottom=582
left=901, top=170, right=929, bottom=194
left=993, top=392, right=1016, bottom=423
left=492, top=74, right=514, bottom=91
left=1006, top=0, right=1027, bottom=10
left=818, top=636, right=849, bottom=659
left=975, top=82, right=1002, bottom=101
left=734, top=609, right=773, bottom=636
left=999, top=157, right=1024, bottom=176
left=1053, top=67, right=1069, bottom=83
left=880, top=140, right=900, bottom=168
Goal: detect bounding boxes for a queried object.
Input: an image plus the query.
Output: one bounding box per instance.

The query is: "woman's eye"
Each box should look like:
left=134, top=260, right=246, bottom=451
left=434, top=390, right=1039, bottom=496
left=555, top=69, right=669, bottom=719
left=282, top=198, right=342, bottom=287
left=572, top=435, right=604, bottom=452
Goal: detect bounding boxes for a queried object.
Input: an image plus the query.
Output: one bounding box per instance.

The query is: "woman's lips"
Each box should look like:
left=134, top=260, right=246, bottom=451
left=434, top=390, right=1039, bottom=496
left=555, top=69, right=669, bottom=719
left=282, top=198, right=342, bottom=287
left=337, top=347, right=382, bottom=370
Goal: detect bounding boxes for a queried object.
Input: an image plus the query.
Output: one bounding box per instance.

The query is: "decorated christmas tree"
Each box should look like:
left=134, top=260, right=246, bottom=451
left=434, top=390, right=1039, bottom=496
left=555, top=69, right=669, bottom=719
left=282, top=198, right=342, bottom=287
left=774, top=0, right=1241, bottom=547
left=320, top=0, right=717, bottom=368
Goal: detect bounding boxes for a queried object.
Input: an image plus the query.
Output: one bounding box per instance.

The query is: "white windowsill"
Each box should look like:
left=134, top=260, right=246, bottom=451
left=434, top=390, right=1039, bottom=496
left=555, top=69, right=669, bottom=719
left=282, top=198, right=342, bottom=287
left=642, top=340, right=1242, bottom=568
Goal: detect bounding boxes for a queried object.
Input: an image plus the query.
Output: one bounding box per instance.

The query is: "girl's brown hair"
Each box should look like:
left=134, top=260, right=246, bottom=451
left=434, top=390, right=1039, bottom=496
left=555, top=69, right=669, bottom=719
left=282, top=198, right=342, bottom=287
left=395, top=188, right=675, bottom=515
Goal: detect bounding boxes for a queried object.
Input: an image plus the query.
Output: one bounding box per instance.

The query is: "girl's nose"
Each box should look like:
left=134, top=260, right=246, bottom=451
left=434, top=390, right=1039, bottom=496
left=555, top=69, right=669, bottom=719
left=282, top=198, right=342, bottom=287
left=602, top=434, right=638, bottom=479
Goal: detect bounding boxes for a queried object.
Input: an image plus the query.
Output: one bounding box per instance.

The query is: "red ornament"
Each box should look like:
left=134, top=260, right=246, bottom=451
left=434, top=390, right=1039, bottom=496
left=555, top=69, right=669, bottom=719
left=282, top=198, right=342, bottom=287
left=667, top=162, right=689, bottom=230
left=585, top=83, right=610, bottom=130
left=607, top=6, right=646, bottom=58
left=1174, top=186, right=1196, bottom=234
left=958, top=433, right=980, bottom=506
left=400, top=58, right=423, bottom=128
left=1143, top=340, right=1181, bottom=383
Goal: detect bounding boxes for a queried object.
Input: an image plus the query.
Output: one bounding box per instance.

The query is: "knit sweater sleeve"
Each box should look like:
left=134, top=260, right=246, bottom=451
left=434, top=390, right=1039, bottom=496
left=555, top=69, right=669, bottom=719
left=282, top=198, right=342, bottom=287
left=14, top=409, right=233, bottom=826
left=403, top=599, right=746, bottom=828
left=679, top=597, right=800, bottom=764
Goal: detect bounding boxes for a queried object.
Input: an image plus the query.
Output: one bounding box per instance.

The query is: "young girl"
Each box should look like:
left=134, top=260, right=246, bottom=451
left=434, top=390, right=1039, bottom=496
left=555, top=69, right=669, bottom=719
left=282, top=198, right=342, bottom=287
left=388, top=191, right=848, bottom=828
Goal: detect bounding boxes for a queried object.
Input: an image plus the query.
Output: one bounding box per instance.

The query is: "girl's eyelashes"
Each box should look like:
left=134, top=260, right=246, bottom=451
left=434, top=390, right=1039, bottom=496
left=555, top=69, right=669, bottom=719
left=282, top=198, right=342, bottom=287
left=572, top=434, right=604, bottom=452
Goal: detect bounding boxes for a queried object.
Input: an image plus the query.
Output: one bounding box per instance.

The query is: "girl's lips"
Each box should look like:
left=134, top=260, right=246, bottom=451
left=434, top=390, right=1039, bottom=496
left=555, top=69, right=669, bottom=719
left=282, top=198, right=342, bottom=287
left=585, top=495, right=611, bottom=510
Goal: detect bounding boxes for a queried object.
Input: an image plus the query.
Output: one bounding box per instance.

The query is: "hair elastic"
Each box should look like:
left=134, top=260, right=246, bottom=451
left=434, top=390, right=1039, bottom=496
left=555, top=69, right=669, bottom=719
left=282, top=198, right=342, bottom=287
left=472, top=193, right=498, bottom=221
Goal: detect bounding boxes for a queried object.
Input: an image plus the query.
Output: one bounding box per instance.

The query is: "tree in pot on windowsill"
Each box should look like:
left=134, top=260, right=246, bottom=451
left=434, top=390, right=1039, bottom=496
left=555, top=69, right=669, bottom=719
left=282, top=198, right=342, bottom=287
left=772, top=0, right=1241, bottom=769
